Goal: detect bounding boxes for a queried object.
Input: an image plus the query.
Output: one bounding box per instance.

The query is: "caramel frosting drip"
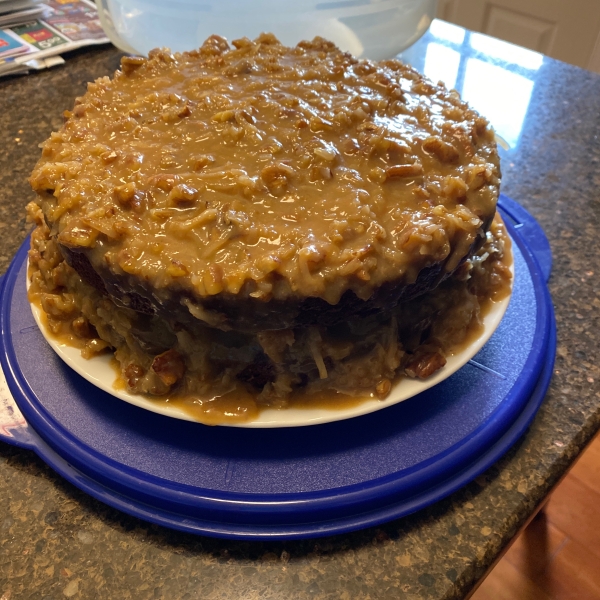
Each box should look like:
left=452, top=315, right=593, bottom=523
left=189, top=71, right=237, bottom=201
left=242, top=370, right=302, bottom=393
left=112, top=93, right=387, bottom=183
left=30, top=33, right=500, bottom=305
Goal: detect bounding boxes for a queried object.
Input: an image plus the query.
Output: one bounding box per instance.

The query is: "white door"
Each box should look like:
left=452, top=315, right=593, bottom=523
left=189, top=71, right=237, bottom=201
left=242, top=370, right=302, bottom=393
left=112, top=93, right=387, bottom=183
left=437, top=0, right=600, bottom=71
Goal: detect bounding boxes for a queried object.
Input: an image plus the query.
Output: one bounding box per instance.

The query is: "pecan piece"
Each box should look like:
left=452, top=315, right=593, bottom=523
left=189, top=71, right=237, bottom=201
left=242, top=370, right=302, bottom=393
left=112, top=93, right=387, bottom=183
left=168, top=183, right=199, bottom=205
left=124, top=364, right=144, bottom=389
left=385, top=163, right=424, bottom=179
left=190, top=154, right=215, bottom=171
left=114, top=182, right=137, bottom=205
left=404, top=351, right=446, bottom=379
left=120, top=56, right=146, bottom=76
left=467, top=165, right=492, bottom=191
left=72, top=316, right=92, bottom=339
left=422, top=136, right=460, bottom=163
left=151, top=349, right=186, bottom=387
left=146, top=173, right=179, bottom=192
left=375, top=378, right=392, bottom=398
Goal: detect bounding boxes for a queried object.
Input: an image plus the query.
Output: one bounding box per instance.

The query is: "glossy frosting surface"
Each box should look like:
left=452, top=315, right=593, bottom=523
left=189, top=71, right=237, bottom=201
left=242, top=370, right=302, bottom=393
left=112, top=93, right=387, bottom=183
left=30, top=33, right=500, bottom=304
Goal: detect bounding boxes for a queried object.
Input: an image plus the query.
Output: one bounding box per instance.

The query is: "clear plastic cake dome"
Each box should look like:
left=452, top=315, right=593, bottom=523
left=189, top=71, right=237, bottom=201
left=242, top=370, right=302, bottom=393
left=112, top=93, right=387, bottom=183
left=94, top=0, right=437, bottom=60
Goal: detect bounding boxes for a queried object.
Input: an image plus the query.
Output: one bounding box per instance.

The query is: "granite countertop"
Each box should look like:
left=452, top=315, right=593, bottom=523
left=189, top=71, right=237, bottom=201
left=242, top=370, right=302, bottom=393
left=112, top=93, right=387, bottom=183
left=1, top=23, right=599, bottom=599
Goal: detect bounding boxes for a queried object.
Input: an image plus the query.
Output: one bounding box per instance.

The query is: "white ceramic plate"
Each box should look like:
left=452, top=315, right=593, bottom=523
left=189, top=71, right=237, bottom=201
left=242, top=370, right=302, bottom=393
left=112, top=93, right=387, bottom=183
left=29, top=264, right=512, bottom=428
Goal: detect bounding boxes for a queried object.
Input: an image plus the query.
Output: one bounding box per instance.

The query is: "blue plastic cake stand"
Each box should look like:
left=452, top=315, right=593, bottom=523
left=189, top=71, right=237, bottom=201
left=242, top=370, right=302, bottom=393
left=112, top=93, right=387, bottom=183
left=0, top=195, right=555, bottom=540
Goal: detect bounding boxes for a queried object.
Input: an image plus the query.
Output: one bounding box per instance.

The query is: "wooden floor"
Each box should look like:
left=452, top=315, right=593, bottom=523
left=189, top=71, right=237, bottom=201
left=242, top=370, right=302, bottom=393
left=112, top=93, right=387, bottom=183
left=472, top=432, right=600, bottom=600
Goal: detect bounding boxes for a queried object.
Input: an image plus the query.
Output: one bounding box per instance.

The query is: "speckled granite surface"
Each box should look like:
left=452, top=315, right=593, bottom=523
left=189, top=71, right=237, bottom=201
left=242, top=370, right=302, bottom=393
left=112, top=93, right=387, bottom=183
left=0, top=26, right=599, bottom=600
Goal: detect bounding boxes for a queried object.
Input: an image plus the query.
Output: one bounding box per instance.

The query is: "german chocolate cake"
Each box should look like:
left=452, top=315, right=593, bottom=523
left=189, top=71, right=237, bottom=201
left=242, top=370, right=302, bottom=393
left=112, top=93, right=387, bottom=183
left=27, top=34, right=511, bottom=418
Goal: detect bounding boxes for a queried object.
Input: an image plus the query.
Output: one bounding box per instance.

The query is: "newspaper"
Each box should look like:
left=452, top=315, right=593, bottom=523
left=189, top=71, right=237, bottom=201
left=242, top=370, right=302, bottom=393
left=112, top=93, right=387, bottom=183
left=0, top=2, right=46, bottom=29
left=0, top=0, right=109, bottom=77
